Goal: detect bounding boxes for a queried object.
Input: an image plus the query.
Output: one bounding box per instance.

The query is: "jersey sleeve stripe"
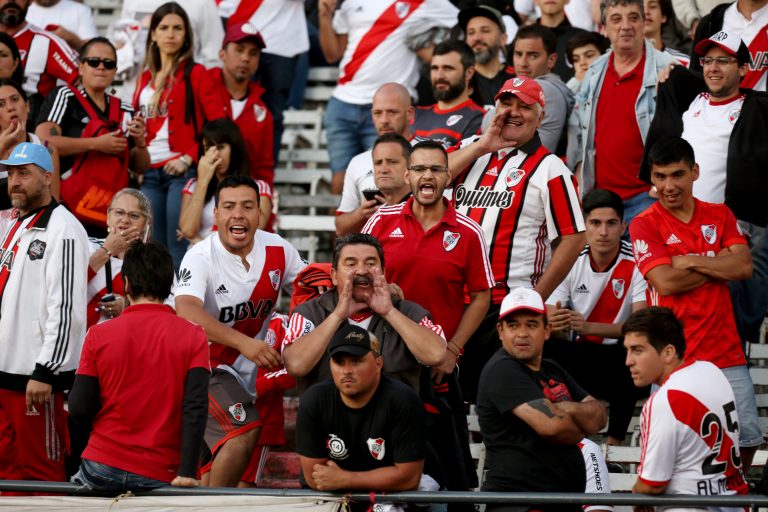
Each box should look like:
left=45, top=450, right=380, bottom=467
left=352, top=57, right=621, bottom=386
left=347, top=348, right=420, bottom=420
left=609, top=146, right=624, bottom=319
left=47, top=87, right=73, bottom=126
left=457, top=215, right=495, bottom=286
left=51, top=238, right=74, bottom=370
left=548, top=174, right=581, bottom=238
left=360, top=211, right=381, bottom=234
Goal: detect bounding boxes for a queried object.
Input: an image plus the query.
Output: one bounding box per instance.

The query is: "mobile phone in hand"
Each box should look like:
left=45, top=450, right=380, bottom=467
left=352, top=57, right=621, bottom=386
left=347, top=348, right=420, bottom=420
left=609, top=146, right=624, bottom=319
left=362, top=189, right=381, bottom=202
left=101, top=293, right=116, bottom=303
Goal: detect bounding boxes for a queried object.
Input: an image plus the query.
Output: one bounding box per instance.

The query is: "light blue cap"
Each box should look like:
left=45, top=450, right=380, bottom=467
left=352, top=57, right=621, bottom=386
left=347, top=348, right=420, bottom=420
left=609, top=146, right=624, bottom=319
left=0, top=142, right=54, bottom=173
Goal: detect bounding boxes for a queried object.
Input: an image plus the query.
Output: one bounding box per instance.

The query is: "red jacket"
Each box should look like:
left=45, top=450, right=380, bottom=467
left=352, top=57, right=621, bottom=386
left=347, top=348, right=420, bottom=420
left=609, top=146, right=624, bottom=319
left=208, top=67, right=275, bottom=185
left=133, top=61, right=226, bottom=164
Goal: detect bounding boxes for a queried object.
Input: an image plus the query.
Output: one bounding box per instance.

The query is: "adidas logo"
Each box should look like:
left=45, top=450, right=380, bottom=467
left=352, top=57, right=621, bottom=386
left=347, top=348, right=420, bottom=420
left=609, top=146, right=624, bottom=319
left=575, top=284, right=589, bottom=293
left=666, top=233, right=682, bottom=245
left=389, top=227, right=404, bottom=238
left=486, top=166, right=498, bottom=177
left=215, top=284, right=228, bottom=294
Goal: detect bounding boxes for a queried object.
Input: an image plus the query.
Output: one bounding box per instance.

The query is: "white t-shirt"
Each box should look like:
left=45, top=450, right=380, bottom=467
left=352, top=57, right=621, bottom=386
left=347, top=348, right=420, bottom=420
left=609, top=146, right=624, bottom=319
left=682, top=93, right=744, bottom=204
left=722, top=1, right=768, bottom=91
left=172, top=231, right=306, bottom=390
left=27, top=0, right=98, bottom=41
left=337, top=149, right=375, bottom=213
left=228, top=0, right=309, bottom=58
left=138, top=84, right=179, bottom=165
left=547, top=241, right=646, bottom=344
left=331, top=0, right=458, bottom=104
left=513, top=0, right=596, bottom=30
left=638, top=360, right=748, bottom=511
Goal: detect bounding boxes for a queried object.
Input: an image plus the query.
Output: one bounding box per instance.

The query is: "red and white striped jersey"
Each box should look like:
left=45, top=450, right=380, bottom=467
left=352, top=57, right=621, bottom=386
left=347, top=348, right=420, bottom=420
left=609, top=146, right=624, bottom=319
left=547, top=241, right=646, bottom=345
left=13, top=23, right=78, bottom=99
left=638, top=360, right=748, bottom=509
left=331, top=0, right=458, bottom=104
left=452, top=134, right=585, bottom=303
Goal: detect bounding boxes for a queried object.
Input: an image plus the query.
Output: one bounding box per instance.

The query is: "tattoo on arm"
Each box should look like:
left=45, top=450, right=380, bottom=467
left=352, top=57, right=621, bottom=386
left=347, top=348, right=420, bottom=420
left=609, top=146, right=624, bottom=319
left=528, top=398, right=557, bottom=418
left=49, top=127, right=58, bottom=136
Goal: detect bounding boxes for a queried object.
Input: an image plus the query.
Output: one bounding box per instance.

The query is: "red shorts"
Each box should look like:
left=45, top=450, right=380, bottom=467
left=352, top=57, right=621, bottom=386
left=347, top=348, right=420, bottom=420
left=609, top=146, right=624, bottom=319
left=0, top=389, right=67, bottom=483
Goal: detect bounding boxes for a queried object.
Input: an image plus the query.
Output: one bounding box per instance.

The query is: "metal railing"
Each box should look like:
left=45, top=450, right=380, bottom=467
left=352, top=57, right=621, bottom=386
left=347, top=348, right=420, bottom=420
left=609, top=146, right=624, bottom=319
left=2, top=480, right=768, bottom=508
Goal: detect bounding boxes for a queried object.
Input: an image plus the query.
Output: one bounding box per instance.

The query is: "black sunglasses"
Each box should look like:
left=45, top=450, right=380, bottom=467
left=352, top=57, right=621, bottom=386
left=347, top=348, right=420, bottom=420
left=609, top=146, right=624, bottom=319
left=83, top=57, right=117, bottom=70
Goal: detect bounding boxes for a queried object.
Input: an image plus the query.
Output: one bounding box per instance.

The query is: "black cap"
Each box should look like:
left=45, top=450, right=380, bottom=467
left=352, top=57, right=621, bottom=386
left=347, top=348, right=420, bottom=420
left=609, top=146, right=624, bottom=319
left=328, top=324, right=379, bottom=357
left=459, top=5, right=506, bottom=34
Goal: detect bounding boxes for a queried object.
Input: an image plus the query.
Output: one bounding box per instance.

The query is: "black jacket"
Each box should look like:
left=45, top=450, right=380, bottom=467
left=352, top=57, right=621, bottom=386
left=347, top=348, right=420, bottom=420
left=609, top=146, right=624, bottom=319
left=689, top=2, right=730, bottom=73
left=640, top=65, right=768, bottom=226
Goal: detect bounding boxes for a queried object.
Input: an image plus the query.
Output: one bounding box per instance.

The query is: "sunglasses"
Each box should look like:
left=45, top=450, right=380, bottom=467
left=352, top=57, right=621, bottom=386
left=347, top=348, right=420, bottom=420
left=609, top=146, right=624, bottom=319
left=83, top=57, right=117, bottom=70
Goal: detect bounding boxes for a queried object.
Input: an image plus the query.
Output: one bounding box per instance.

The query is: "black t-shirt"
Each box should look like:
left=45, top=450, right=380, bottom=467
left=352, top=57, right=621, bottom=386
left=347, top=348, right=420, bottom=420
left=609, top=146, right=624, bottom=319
left=470, top=66, right=516, bottom=110
left=296, top=376, right=426, bottom=477
left=37, top=86, right=134, bottom=173
left=476, top=348, right=587, bottom=499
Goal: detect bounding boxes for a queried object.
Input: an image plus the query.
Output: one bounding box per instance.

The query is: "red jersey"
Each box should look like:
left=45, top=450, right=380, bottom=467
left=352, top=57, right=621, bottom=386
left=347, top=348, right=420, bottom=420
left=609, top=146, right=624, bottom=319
left=362, top=198, right=494, bottom=339
left=77, top=304, right=210, bottom=482
left=14, top=23, right=78, bottom=98
left=630, top=200, right=746, bottom=368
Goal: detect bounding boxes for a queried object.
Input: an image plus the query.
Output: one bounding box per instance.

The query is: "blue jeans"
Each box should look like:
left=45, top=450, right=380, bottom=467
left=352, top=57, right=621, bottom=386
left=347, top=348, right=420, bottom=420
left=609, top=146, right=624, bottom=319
left=730, top=222, right=768, bottom=345
left=720, top=365, right=763, bottom=448
left=141, top=167, right=189, bottom=271
left=71, top=459, right=168, bottom=492
left=323, top=96, right=377, bottom=173
left=623, top=191, right=656, bottom=226
left=259, top=53, right=300, bottom=160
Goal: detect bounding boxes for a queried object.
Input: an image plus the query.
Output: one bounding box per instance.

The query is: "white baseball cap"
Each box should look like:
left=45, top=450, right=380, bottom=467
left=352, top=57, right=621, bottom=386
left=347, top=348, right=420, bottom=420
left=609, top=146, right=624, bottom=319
left=694, top=30, right=750, bottom=64
left=499, top=287, right=547, bottom=322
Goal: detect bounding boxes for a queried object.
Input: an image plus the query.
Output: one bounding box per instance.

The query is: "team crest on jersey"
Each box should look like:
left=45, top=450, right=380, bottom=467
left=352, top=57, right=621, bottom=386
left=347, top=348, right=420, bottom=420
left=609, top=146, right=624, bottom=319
left=701, top=224, right=717, bottom=244
left=241, top=22, right=258, bottom=34
left=394, top=1, right=410, bottom=18
left=443, top=230, right=460, bottom=252
left=268, top=269, right=281, bottom=291
left=612, top=279, right=625, bottom=300
left=254, top=105, right=267, bottom=122
left=27, top=239, right=46, bottom=261
left=505, top=168, right=525, bottom=188
left=264, top=329, right=276, bottom=348
left=728, top=108, right=741, bottom=124
left=367, top=438, right=386, bottom=460
left=19, top=49, right=26, bottom=60
left=446, top=114, right=463, bottom=127
left=328, top=434, right=349, bottom=460
left=228, top=403, right=246, bottom=422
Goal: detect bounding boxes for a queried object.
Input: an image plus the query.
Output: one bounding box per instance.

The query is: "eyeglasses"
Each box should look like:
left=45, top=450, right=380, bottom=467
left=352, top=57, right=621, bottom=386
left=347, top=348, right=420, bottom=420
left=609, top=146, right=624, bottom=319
left=109, top=208, right=144, bottom=222
left=408, top=165, right=449, bottom=175
left=699, top=56, right=739, bottom=66
left=83, top=57, right=117, bottom=70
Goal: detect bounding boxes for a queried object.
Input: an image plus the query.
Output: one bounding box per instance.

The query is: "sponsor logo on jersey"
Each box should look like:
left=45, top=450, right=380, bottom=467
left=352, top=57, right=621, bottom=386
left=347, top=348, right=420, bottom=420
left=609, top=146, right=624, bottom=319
left=749, top=50, right=768, bottom=72
left=394, top=1, right=410, bottom=18
left=367, top=438, right=386, bottom=460
left=0, top=248, right=14, bottom=272
left=443, top=230, right=460, bottom=252
left=454, top=184, right=515, bottom=209
left=25, top=405, right=39, bottom=417
left=575, top=284, right=589, bottom=293
left=365, top=169, right=373, bottom=177
left=666, top=233, right=682, bottom=245
left=692, top=110, right=701, bottom=118
left=254, top=105, right=267, bottom=123
left=228, top=402, right=246, bottom=422
left=505, top=168, right=525, bottom=188
left=178, top=267, right=192, bottom=285
left=486, top=166, right=498, bottom=177
left=53, top=51, right=73, bottom=75
left=269, top=269, right=281, bottom=291
left=389, top=227, right=404, bottom=238
left=633, top=239, right=651, bottom=264
left=728, top=108, right=741, bottom=124
left=446, top=114, right=463, bottom=127
left=701, top=224, right=717, bottom=245
left=612, top=278, right=625, bottom=300
left=328, top=434, right=349, bottom=460
left=219, top=299, right=274, bottom=323
left=27, top=239, right=46, bottom=261
left=215, top=284, right=228, bottom=294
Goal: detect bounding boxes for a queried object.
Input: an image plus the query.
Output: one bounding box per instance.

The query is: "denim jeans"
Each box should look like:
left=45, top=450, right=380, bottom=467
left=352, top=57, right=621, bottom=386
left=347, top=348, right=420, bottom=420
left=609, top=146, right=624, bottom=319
left=141, top=166, right=190, bottom=271
left=323, top=96, right=378, bottom=174
left=71, top=459, right=168, bottom=492
left=623, top=191, right=656, bottom=226
left=259, top=53, right=300, bottom=160
left=720, top=365, right=763, bottom=448
left=729, top=222, right=768, bottom=345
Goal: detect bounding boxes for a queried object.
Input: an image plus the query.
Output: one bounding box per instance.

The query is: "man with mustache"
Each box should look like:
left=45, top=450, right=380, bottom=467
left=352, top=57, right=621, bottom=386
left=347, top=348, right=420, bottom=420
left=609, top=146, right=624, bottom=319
left=0, top=0, right=78, bottom=122
left=459, top=5, right=515, bottom=109
left=282, top=233, right=446, bottom=395
left=412, top=40, right=485, bottom=149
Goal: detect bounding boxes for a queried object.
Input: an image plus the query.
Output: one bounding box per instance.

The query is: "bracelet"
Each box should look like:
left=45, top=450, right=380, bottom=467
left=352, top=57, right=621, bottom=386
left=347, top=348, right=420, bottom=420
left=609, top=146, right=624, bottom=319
left=100, top=245, right=111, bottom=257
left=447, top=341, right=464, bottom=357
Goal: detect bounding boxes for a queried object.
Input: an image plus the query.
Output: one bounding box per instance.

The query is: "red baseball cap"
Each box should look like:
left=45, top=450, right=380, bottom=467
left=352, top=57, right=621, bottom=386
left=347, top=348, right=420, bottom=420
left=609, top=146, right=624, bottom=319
left=222, top=22, right=266, bottom=50
left=494, top=76, right=545, bottom=108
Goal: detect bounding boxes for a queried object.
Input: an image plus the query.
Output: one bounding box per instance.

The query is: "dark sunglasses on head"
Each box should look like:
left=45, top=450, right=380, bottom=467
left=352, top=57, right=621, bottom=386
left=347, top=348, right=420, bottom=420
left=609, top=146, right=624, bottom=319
left=83, top=57, right=117, bottom=70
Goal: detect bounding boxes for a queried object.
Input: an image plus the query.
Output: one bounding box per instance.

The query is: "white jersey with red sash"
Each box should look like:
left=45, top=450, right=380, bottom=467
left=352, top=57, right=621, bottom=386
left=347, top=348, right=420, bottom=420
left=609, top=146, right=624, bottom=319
left=723, top=3, right=768, bottom=91
left=86, top=238, right=125, bottom=329
left=172, top=230, right=305, bottom=390
left=0, top=209, right=47, bottom=308
left=331, top=0, right=458, bottom=104
left=451, top=134, right=585, bottom=303
left=547, top=240, right=646, bottom=344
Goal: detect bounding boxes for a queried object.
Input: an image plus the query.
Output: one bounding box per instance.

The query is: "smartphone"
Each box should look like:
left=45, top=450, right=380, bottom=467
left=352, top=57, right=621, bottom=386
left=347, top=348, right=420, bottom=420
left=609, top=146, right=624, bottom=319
left=362, top=189, right=381, bottom=202
left=101, top=293, right=116, bottom=303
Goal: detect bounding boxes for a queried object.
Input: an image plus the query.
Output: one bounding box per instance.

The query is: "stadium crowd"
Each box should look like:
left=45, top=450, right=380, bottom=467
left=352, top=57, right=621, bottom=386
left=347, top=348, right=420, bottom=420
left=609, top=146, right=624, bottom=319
left=0, top=0, right=767, bottom=509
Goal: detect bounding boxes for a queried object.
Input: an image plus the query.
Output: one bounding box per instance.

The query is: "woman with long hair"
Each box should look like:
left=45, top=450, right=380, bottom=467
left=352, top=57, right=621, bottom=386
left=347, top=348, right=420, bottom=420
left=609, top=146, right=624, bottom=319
left=178, top=118, right=273, bottom=244
left=132, top=2, right=226, bottom=268
left=0, top=33, right=23, bottom=85
left=36, top=37, right=149, bottom=235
